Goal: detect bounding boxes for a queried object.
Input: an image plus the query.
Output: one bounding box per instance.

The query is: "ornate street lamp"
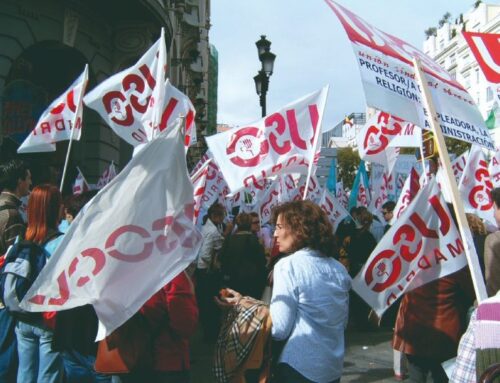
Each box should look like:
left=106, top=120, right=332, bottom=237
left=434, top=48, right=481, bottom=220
left=254, top=35, right=276, bottom=117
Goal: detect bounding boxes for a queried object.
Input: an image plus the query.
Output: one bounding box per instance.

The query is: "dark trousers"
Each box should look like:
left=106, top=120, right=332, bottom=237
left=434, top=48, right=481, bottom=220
left=194, top=268, right=221, bottom=342
left=0, top=308, right=17, bottom=383
left=276, top=363, right=340, bottom=383
left=112, top=370, right=189, bottom=383
left=406, top=354, right=448, bottom=383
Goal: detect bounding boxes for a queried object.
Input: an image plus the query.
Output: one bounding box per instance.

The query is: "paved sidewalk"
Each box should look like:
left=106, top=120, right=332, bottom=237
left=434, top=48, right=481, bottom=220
left=191, top=328, right=401, bottom=382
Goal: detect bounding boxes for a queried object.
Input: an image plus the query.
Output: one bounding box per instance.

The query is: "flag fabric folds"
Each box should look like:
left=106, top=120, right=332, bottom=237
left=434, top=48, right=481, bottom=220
left=18, top=65, right=89, bottom=153
left=84, top=29, right=167, bottom=146
left=21, top=120, right=202, bottom=339
left=206, top=86, right=328, bottom=193
left=352, top=178, right=467, bottom=316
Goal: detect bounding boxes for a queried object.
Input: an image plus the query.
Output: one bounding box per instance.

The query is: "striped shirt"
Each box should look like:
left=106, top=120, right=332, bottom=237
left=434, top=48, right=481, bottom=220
left=0, top=192, right=25, bottom=255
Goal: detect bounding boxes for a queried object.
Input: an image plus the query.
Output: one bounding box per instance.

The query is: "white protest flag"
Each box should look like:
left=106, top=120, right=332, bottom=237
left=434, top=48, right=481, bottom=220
left=206, top=86, right=328, bottom=193
left=259, top=178, right=285, bottom=225
left=369, top=163, right=395, bottom=214
left=353, top=178, right=467, bottom=316
left=452, top=150, right=469, bottom=184
left=356, top=111, right=409, bottom=174
left=458, top=145, right=495, bottom=226
left=395, top=173, right=406, bottom=200
left=84, top=29, right=167, bottom=146
left=290, top=175, right=322, bottom=203
left=18, top=65, right=89, bottom=153
left=134, top=79, right=197, bottom=155
left=157, top=79, right=197, bottom=146
left=489, top=149, right=500, bottom=188
left=190, top=151, right=211, bottom=177
left=21, top=120, right=202, bottom=339
left=319, top=188, right=350, bottom=232
left=336, top=181, right=349, bottom=208
left=72, top=167, right=90, bottom=195
left=463, top=32, right=500, bottom=104
left=96, top=162, right=117, bottom=190
left=190, top=160, right=210, bottom=224
left=391, top=167, right=421, bottom=223
left=435, top=151, right=469, bottom=204
left=325, top=1, right=494, bottom=150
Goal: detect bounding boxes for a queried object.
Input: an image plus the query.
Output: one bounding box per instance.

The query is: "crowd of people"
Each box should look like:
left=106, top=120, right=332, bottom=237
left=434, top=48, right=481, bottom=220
left=0, top=156, right=499, bottom=383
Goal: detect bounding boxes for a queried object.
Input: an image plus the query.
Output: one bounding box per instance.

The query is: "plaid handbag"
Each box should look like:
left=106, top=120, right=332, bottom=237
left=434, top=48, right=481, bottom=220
left=213, top=297, right=270, bottom=383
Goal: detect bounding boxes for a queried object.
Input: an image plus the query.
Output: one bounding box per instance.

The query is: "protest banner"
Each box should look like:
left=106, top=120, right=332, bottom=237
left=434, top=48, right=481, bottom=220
left=463, top=31, right=500, bottom=103
left=84, top=29, right=167, bottom=146
left=290, top=174, right=322, bottom=203
left=489, top=149, right=500, bottom=188
left=368, top=163, right=395, bottom=214
left=259, top=177, right=287, bottom=224
left=190, top=160, right=210, bottom=224
left=391, top=167, right=421, bottom=224
left=133, top=79, right=197, bottom=155
left=206, top=86, right=328, bottom=193
left=72, top=167, right=90, bottom=196
left=413, top=58, right=487, bottom=302
left=21, top=120, right=202, bottom=339
left=458, top=145, right=495, bottom=227
left=96, top=162, right=117, bottom=190
left=357, top=111, right=405, bottom=174
left=319, top=188, right=350, bottom=232
left=352, top=178, right=467, bottom=316
left=325, top=1, right=494, bottom=150
left=18, top=65, right=88, bottom=154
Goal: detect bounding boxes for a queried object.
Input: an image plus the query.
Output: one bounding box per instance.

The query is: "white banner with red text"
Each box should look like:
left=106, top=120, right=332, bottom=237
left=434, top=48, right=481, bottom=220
left=18, top=65, right=89, bottom=153
left=352, top=178, right=467, bottom=316
left=206, top=86, right=328, bottom=193
left=84, top=30, right=167, bottom=146
left=458, top=145, right=495, bottom=226
left=21, top=121, right=202, bottom=339
left=319, top=188, right=350, bottom=232
left=325, top=1, right=494, bottom=150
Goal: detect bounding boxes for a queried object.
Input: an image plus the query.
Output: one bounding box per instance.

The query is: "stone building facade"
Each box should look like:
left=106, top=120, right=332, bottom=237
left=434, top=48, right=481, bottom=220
left=0, top=0, right=212, bottom=192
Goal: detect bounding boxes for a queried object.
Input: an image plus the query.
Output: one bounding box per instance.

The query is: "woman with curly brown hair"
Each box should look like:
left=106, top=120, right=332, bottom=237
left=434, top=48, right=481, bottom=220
left=221, top=200, right=351, bottom=383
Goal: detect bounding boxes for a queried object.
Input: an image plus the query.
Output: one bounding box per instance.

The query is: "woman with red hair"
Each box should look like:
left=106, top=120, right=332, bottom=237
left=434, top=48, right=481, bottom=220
left=15, top=184, right=64, bottom=383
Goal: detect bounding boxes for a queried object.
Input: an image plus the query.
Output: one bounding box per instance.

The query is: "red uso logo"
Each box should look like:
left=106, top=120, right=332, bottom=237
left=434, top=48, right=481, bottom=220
left=225, top=105, right=320, bottom=168
left=29, top=205, right=196, bottom=307
left=364, top=195, right=450, bottom=293
left=102, top=64, right=156, bottom=127
left=363, top=112, right=403, bottom=155
left=469, top=159, right=493, bottom=211
left=226, top=127, right=269, bottom=167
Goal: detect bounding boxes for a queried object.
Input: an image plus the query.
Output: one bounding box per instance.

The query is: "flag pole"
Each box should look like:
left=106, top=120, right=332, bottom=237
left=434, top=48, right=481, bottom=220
left=412, top=57, right=487, bottom=302
left=303, top=85, right=329, bottom=200
left=60, top=64, right=89, bottom=192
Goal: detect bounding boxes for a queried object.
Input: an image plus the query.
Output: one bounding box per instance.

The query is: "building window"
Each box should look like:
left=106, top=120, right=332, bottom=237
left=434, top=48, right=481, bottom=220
left=450, top=53, right=456, bottom=65
left=475, top=68, right=480, bottom=83
left=487, top=87, right=494, bottom=101
left=439, top=39, right=445, bottom=49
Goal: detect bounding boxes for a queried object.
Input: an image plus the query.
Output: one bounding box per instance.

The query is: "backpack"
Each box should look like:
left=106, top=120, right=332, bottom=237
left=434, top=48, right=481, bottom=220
left=0, top=234, right=59, bottom=319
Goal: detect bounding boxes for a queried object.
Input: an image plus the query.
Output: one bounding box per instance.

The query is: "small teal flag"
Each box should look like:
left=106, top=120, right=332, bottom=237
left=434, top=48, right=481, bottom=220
left=326, top=158, right=337, bottom=192
left=349, top=160, right=369, bottom=210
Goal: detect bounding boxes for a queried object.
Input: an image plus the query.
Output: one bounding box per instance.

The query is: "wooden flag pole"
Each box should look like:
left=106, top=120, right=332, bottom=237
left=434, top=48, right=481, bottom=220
left=413, top=57, right=487, bottom=302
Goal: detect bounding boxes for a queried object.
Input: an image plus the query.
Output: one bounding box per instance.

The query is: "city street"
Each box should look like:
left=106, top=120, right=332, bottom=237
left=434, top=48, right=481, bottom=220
left=191, top=327, right=397, bottom=382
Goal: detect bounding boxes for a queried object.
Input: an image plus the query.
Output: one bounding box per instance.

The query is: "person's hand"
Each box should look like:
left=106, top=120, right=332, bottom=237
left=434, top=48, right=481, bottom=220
left=214, top=288, right=242, bottom=308
left=223, top=222, right=234, bottom=237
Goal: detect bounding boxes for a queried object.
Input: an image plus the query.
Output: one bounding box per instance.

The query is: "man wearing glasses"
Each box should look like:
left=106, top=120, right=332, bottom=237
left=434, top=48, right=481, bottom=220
left=381, top=201, right=396, bottom=234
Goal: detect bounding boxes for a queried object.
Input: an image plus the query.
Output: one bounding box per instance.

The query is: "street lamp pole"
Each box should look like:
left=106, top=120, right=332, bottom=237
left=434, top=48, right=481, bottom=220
left=254, top=35, right=276, bottom=118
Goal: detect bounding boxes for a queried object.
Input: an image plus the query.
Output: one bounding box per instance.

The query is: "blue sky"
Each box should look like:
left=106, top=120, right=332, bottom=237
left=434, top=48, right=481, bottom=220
left=210, top=0, right=499, bottom=130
